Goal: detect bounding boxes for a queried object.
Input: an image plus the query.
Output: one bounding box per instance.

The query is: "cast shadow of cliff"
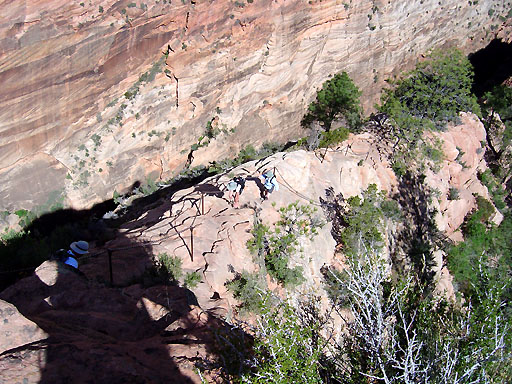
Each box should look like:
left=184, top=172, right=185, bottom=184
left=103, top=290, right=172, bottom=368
left=0, top=167, right=218, bottom=291
left=0, top=218, right=189, bottom=382
left=0, top=176, right=254, bottom=382
left=0, top=220, right=252, bottom=383
left=469, top=38, right=512, bottom=98
left=0, top=199, right=118, bottom=292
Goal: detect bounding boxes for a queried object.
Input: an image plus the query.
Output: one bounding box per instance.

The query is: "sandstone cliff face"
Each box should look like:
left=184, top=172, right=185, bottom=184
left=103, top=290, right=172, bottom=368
left=0, top=114, right=497, bottom=382
left=0, top=0, right=509, bottom=216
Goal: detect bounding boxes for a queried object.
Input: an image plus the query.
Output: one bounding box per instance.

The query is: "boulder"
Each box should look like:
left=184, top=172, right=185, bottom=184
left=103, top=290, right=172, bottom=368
left=0, top=299, right=48, bottom=355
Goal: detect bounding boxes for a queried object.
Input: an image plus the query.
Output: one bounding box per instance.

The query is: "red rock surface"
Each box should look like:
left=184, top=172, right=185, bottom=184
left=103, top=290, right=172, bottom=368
left=1, top=0, right=510, bottom=217
left=0, top=261, right=227, bottom=383
left=0, top=113, right=500, bottom=382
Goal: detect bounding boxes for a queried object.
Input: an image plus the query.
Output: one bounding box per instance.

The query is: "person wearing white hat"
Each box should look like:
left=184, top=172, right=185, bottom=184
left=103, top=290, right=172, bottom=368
left=226, top=180, right=242, bottom=208
left=63, top=240, right=89, bottom=269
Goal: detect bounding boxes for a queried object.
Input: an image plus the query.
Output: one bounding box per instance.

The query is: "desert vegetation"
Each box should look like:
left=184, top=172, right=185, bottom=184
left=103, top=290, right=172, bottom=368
left=1, top=44, right=512, bottom=383
left=210, top=49, right=512, bottom=383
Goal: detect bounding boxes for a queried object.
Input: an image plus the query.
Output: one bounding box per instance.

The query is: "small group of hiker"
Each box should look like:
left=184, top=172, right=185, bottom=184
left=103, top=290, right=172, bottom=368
left=48, top=171, right=279, bottom=272
left=225, top=170, right=279, bottom=208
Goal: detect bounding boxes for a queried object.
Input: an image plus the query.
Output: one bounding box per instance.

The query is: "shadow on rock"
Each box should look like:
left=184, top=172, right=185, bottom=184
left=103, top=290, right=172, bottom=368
left=393, top=172, right=447, bottom=287
left=0, top=188, right=254, bottom=383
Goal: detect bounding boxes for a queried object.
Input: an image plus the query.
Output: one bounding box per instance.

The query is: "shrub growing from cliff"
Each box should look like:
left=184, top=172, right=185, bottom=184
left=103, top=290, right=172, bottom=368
left=226, top=270, right=266, bottom=313
left=380, top=48, right=480, bottom=130
left=378, top=49, right=480, bottom=176
left=239, top=297, right=323, bottom=384
left=479, top=84, right=512, bottom=198
left=246, top=202, right=324, bottom=288
left=302, top=72, right=362, bottom=131
left=447, top=197, right=512, bottom=298
left=319, top=185, right=511, bottom=383
left=481, top=84, right=512, bottom=151
left=154, top=253, right=183, bottom=283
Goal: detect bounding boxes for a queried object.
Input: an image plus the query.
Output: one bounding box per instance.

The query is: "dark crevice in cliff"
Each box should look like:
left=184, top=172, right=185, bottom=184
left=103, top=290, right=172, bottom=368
left=469, top=38, right=512, bottom=97
left=185, top=11, right=190, bottom=32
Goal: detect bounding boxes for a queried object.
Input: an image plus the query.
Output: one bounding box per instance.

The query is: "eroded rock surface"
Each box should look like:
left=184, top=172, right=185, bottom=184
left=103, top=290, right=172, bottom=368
left=1, top=0, right=510, bottom=215
left=0, top=113, right=499, bottom=382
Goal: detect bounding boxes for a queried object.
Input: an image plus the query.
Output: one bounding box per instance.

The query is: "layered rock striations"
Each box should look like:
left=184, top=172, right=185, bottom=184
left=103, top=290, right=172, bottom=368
left=0, top=0, right=510, bottom=217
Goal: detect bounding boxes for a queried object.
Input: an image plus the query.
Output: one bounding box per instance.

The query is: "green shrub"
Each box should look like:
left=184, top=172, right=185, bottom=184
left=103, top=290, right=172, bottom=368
left=378, top=48, right=478, bottom=176
left=448, top=187, right=460, bottom=200
left=155, top=253, right=182, bottom=283
left=205, top=119, right=220, bottom=139
left=138, top=177, right=159, bottom=196
left=91, top=134, right=102, bottom=148
left=302, top=71, right=362, bottom=131
left=226, top=270, right=266, bottom=313
left=478, top=169, right=507, bottom=211
left=341, top=184, right=390, bottom=256
left=447, top=198, right=510, bottom=297
left=240, top=297, right=323, bottom=383
left=318, top=127, right=349, bottom=148
left=184, top=271, right=201, bottom=289
left=14, top=209, right=37, bottom=229
left=246, top=202, right=323, bottom=287
left=472, top=196, right=495, bottom=223
left=380, top=48, right=480, bottom=130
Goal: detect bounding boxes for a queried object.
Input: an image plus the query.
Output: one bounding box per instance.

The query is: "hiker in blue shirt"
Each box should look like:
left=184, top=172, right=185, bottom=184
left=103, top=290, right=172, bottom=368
left=54, top=241, right=89, bottom=269
left=260, top=170, right=279, bottom=200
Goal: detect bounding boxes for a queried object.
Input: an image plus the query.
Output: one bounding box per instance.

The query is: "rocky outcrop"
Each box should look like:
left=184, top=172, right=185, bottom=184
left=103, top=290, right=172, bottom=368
left=0, top=113, right=499, bottom=382
left=101, top=112, right=494, bottom=309
left=1, top=0, right=510, bottom=217
left=0, top=299, right=48, bottom=355
left=0, top=261, right=225, bottom=383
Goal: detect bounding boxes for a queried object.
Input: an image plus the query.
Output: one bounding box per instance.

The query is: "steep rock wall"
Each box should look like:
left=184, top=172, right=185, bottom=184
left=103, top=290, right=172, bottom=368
left=0, top=0, right=509, bottom=214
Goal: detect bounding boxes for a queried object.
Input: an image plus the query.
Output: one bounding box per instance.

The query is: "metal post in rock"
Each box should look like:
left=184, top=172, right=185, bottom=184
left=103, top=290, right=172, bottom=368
left=190, top=228, right=194, bottom=262
left=108, top=249, right=113, bottom=285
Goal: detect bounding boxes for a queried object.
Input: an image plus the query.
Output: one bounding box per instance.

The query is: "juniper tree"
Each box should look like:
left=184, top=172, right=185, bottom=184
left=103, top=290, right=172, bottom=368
left=302, top=72, right=362, bottom=131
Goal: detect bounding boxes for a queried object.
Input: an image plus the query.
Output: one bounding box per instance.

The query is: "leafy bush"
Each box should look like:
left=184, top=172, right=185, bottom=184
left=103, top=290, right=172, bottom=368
left=240, top=297, right=323, bottom=383
left=447, top=199, right=511, bottom=297
left=478, top=169, right=507, bottom=211
left=481, top=84, right=512, bottom=148
left=380, top=48, right=480, bottom=130
left=341, top=184, right=390, bottom=256
left=378, top=49, right=479, bottom=176
left=138, top=177, right=160, bottom=196
left=448, top=187, right=460, bottom=200
left=302, top=72, right=362, bottom=131
left=155, top=253, right=183, bottom=283
left=318, top=126, right=349, bottom=148
left=184, top=271, right=201, bottom=289
left=246, top=202, right=323, bottom=288
left=226, top=270, right=266, bottom=313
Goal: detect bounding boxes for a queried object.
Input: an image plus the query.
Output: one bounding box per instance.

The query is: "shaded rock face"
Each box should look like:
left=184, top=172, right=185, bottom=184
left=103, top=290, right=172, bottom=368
left=0, top=0, right=510, bottom=215
left=0, top=261, right=226, bottom=384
